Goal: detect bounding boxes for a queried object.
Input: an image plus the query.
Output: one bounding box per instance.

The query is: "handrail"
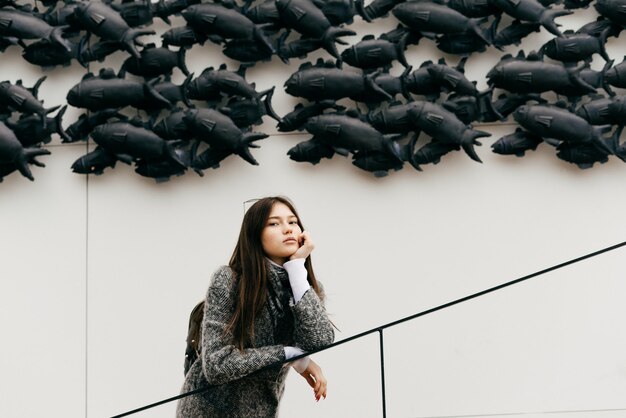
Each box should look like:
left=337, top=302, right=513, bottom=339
left=112, top=239, right=626, bottom=418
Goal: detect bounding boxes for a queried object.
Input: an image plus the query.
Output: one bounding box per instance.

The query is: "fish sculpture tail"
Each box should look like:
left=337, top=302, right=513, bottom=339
left=540, top=9, right=573, bottom=37
left=592, top=125, right=615, bottom=155
left=19, top=147, right=52, bottom=181
left=40, top=105, right=61, bottom=129
left=50, top=26, right=73, bottom=52
left=396, top=32, right=410, bottom=69
left=145, top=79, right=173, bottom=108
left=259, top=87, right=282, bottom=123
left=469, top=17, right=492, bottom=45
left=322, top=26, right=356, bottom=62
left=165, top=141, right=188, bottom=167
left=462, top=129, right=490, bottom=163
left=599, top=59, right=615, bottom=96
left=54, top=105, right=72, bottom=143
left=254, top=24, right=276, bottom=54
left=238, top=132, right=269, bottom=165
left=364, top=70, right=393, bottom=100
left=122, top=28, right=157, bottom=58
left=177, top=47, right=190, bottom=76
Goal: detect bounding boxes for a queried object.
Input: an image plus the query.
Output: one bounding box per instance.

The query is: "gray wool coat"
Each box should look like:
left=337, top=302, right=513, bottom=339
left=176, top=264, right=334, bottom=418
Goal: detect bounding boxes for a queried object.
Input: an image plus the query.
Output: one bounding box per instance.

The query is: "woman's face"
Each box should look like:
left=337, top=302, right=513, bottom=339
left=261, top=202, right=302, bottom=265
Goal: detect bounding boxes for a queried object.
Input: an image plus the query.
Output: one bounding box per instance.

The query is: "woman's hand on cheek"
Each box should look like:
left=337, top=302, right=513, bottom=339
left=289, top=231, right=314, bottom=260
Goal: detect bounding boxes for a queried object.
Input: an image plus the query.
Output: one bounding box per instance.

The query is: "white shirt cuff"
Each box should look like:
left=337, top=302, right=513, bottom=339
left=284, top=346, right=310, bottom=373
left=283, top=258, right=310, bottom=303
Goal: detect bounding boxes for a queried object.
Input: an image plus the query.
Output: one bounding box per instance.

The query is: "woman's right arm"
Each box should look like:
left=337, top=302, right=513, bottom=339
left=201, top=269, right=285, bottom=386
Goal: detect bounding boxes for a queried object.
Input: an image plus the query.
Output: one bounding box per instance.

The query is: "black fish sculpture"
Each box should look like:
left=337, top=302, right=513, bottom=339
left=71, top=146, right=119, bottom=175
left=486, top=51, right=597, bottom=95
left=404, top=59, right=477, bottom=99
left=595, top=0, right=626, bottom=26
left=340, top=33, right=409, bottom=70
left=576, top=94, right=626, bottom=126
left=0, top=77, right=60, bottom=128
left=181, top=3, right=274, bottom=53
left=161, top=25, right=208, bottom=48
left=407, top=100, right=490, bottom=163
left=224, top=37, right=276, bottom=63
left=191, top=144, right=234, bottom=171
left=135, top=147, right=190, bottom=182
left=392, top=0, right=491, bottom=45
left=0, top=121, right=50, bottom=181
left=552, top=60, right=614, bottom=99
left=278, top=100, right=344, bottom=132
left=367, top=101, right=422, bottom=134
left=151, top=0, right=201, bottom=24
left=490, top=0, right=572, bottom=36
left=284, top=59, right=392, bottom=102
left=355, top=0, right=406, bottom=22
left=604, top=56, right=626, bottom=89
left=513, top=103, right=614, bottom=155
left=66, top=68, right=172, bottom=111
left=410, top=139, right=460, bottom=169
left=65, top=109, right=127, bottom=143
left=0, top=7, right=73, bottom=51
left=493, top=19, right=541, bottom=49
left=219, top=87, right=281, bottom=128
left=110, top=0, right=154, bottom=27
left=0, top=35, right=24, bottom=52
left=186, top=64, right=270, bottom=102
left=302, top=112, right=402, bottom=159
left=316, top=0, right=356, bottom=26
left=152, top=108, right=193, bottom=140
left=287, top=138, right=336, bottom=164
left=275, top=0, right=356, bottom=62
left=120, top=43, right=190, bottom=78
left=447, top=0, right=501, bottom=17
left=90, top=119, right=187, bottom=167
left=183, top=108, right=268, bottom=165
left=136, top=75, right=192, bottom=112
left=72, top=0, right=155, bottom=58
left=575, top=17, right=622, bottom=38
left=478, top=92, right=545, bottom=122
left=5, top=105, right=70, bottom=146
left=21, top=38, right=80, bottom=69
left=351, top=148, right=405, bottom=177
left=556, top=141, right=611, bottom=168
left=77, top=37, right=125, bottom=66
left=540, top=29, right=610, bottom=63
left=491, top=128, right=543, bottom=156
left=442, top=94, right=482, bottom=125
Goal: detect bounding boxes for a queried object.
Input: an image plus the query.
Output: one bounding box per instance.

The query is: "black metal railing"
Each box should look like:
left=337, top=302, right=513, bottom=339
left=112, top=239, right=626, bottom=418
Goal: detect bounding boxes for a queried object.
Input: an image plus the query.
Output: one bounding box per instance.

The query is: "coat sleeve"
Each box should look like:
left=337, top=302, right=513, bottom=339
left=291, top=280, right=335, bottom=352
left=201, top=267, right=286, bottom=386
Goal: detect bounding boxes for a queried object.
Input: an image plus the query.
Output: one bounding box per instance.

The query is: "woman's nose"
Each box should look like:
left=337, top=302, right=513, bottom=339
left=284, top=223, right=292, bottom=233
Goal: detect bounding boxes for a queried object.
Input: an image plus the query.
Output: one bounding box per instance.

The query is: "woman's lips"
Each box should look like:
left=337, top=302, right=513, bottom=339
left=283, top=238, right=297, bottom=244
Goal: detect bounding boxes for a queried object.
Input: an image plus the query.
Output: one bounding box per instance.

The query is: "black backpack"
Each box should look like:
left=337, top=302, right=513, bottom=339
left=184, top=300, right=205, bottom=376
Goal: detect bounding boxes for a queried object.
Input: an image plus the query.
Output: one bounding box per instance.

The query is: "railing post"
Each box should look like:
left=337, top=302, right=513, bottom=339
left=379, top=329, right=387, bottom=418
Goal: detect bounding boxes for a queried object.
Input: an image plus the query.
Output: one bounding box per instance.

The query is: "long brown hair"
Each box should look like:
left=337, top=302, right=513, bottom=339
left=226, top=196, right=323, bottom=350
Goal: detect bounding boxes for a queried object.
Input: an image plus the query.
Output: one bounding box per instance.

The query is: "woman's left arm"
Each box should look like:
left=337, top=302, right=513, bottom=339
left=283, top=258, right=335, bottom=351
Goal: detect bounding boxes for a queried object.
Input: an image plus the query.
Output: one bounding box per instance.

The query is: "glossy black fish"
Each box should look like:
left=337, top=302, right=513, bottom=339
left=341, top=34, right=409, bottom=70
left=409, top=140, right=460, bottom=169
left=66, top=69, right=171, bottom=111
left=91, top=120, right=186, bottom=167
left=0, top=78, right=59, bottom=127
left=490, top=0, right=572, bottom=37
left=595, top=0, right=626, bottom=25
left=304, top=113, right=401, bottom=157
left=112, top=0, right=154, bottom=27
left=278, top=100, right=344, bottom=132
left=121, top=44, right=190, bottom=78
left=541, top=30, right=610, bottom=63
left=220, top=87, right=281, bottom=128
left=355, top=0, right=405, bottom=22
left=183, top=108, right=268, bottom=165
left=604, top=57, right=626, bottom=88
left=275, top=0, right=356, bottom=61
left=71, top=146, right=118, bottom=175
left=513, top=104, right=613, bottom=154
left=576, top=95, right=626, bottom=125
left=392, top=1, right=491, bottom=45
left=162, top=26, right=208, bottom=48
left=556, top=141, right=610, bottom=168
left=0, top=8, right=72, bottom=51
left=493, top=20, right=540, bottom=49
left=479, top=92, right=545, bottom=122
left=191, top=145, right=233, bottom=171
left=447, top=0, right=501, bottom=17
left=153, top=109, right=192, bottom=140
left=152, top=0, right=201, bottom=24
left=284, top=59, right=392, bottom=102
left=66, top=110, right=126, bottom=143
left=72, top=1, right=155, bottom=58
left=6, top=105, right=69, bottom=146
left=77, top=38, right=124, bottom=66
left=442, top=95, right=481, bottom=124
left=135, top=148, right=190, bottom=182
left=223, top=38, right=275, bottom=63
left=182, top=3, right=274, bottom=53
left=486, top=51, right=596, bottom=95
left=187, top=64, right=266, bottom=102
left=22, top=39, right=76, bottom=68
left=407, top=100, right=489, bottom=162
left=287, top=138, right=335, bottom=164
left=0, top=121, right=50, bottom=181
left=491, top=128, right=543, bottom=156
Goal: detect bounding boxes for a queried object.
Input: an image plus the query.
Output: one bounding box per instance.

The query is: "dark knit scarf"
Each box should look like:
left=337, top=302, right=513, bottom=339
left=265, top=261, right=295, bottom=343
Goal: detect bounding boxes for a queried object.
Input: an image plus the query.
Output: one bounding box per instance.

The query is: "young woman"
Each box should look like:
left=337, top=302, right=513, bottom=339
left=177, top=196, right=335, bottom=417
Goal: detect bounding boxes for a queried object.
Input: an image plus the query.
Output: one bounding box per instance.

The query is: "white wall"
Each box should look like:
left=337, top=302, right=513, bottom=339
left=1, top=2, right=626, bottom=418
